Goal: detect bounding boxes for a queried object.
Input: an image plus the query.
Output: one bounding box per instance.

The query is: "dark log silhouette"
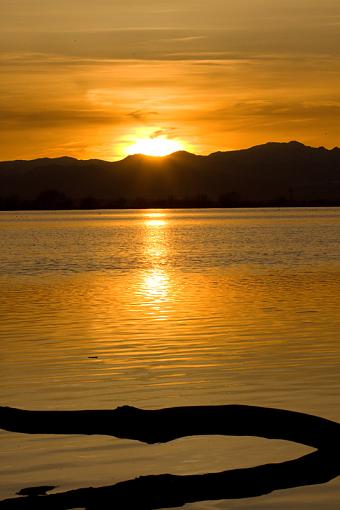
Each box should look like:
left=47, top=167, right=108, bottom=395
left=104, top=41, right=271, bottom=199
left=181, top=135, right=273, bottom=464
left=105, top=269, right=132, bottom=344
left=0, top=404, right=339, bottom=449
left=0, top=405, right=339, bottom=509
left=16, top=486, right=56, bottom=497
left=0, top=450, right=339, bottom=510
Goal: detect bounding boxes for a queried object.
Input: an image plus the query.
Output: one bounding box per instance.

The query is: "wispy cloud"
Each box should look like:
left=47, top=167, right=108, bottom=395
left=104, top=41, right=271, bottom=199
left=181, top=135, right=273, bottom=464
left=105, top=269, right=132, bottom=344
left=0, top=109, right=121, bottom=128
left=2, top=26, right=340, bottom=61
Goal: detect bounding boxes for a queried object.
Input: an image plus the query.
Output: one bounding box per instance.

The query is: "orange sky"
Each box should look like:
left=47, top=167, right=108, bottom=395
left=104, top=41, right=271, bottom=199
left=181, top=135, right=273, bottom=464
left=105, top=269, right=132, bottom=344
left=1, top=1, right=340, bottom=161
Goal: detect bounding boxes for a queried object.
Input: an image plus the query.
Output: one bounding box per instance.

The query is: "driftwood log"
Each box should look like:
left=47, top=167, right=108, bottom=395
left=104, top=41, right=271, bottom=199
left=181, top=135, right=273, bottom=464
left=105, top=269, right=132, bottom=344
left=0, top=450, right=339, bottom=510
left=0, top=404, right=339, bottom=449
left=0, top=404, right=339, bottom=510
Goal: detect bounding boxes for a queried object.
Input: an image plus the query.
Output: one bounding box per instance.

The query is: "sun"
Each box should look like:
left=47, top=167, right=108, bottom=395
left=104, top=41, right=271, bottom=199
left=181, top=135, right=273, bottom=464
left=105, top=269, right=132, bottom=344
left=127, top=136, right=183, bottom=157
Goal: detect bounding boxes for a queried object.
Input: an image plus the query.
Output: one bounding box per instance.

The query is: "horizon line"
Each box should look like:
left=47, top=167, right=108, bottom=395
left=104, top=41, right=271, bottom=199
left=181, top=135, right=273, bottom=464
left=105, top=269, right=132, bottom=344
left=1, top=140, right=339, bottom=165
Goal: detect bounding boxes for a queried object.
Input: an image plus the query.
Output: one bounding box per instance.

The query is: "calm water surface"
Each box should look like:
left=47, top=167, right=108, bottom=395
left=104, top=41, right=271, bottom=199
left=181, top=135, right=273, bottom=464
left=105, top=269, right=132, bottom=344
left=0, top=208, right=340, bottom=508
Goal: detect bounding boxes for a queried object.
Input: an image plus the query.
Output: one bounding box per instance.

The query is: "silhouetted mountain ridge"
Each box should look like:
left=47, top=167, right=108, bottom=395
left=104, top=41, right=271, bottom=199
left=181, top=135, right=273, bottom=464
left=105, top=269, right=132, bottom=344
left=1, top=142, right=340, bottom=209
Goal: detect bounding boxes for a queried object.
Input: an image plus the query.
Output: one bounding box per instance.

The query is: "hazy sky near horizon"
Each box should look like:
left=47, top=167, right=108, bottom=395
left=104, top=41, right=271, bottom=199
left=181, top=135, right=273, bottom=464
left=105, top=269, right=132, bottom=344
left=1, top=0, right=340, bottom=160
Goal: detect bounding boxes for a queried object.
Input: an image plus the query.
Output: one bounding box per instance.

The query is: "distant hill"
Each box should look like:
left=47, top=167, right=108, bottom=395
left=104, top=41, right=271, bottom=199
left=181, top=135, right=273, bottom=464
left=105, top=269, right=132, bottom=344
left=1, top=142, right=340, bottom=209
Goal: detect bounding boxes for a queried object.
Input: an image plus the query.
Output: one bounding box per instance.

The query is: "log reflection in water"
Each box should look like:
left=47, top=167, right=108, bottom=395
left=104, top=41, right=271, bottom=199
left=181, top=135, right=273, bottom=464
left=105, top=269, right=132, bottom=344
left=0, top=404, right=339, bottom=509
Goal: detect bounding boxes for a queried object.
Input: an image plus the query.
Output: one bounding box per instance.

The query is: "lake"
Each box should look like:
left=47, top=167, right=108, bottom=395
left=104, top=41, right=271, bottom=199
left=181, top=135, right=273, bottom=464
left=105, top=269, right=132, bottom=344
left=0, top=208, right=340, bottom=509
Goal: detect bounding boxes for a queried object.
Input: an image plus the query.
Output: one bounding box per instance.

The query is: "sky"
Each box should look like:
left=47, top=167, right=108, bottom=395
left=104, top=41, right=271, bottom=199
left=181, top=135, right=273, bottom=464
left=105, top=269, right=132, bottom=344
left=1, top=0, right=340, bottom=160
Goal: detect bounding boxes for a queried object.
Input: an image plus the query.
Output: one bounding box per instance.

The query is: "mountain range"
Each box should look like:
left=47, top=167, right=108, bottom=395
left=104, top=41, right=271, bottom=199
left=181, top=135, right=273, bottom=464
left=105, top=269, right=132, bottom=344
left=1, top=141, right=340, bottom=209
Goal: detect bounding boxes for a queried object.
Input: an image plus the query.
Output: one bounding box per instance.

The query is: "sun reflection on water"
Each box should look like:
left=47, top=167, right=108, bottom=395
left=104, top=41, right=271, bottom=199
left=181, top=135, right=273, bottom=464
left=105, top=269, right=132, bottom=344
left=143, top=269, right=169, bottom=300
left=139, top=211, right=170, bottom=317
left=143, top=211, right=168, bottom=228
left=145, top=219, right=167, bottom=227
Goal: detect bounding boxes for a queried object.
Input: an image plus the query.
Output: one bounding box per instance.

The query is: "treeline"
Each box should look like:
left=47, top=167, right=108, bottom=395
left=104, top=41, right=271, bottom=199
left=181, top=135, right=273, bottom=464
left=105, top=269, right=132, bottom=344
left=1, top=189, right=339, bottom=210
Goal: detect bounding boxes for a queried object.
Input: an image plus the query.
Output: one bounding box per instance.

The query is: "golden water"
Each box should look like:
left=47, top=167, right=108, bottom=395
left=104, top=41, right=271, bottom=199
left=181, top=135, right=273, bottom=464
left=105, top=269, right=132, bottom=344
left=0, top=208, right=340, bottom=508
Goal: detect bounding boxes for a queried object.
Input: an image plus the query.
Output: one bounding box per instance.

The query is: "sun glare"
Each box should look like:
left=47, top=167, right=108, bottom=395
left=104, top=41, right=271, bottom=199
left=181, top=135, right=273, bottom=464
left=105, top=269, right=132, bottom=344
left=127, top=136, right=183, bottom=157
